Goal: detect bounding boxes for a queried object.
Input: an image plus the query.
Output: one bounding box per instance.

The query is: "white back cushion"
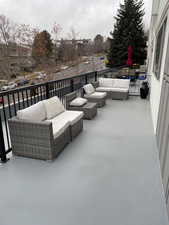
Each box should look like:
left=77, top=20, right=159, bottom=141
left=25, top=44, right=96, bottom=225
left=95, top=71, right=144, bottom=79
left=83, top=84, right=95, bottom=95
left=43, top=96, right=65, bottom=119
left=99, top=78, right=113, bottom=87
left=113, top=79, right=130, bottom=89
left=17, top=101, right=46, bottom=122
left=70, top=97, right=87, bottom=106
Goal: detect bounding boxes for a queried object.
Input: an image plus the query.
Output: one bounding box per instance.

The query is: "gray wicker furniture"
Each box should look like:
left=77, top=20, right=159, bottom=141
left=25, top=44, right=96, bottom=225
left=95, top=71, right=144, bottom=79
left=8, top=118, right=70, bottom=160
left=83, top=84, right=107, bottom=108
left=8, top=96, right=84, bottom=160
left=92, top=78, right=130, bottom=100
left=50, top=110, right=84, bottom=141
left=65, top=92, right=97, bottom=120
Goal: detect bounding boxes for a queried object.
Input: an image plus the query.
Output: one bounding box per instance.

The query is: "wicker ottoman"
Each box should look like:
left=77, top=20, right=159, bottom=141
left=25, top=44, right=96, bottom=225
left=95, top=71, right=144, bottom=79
left=65, top=91, right=98, bottom=119
left=82, top=102, right=97, bottom=119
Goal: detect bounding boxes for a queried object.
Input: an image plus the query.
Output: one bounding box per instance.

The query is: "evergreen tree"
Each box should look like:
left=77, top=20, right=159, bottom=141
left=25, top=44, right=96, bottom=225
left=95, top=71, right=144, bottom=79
left=32, top=30, right=53, bottom=64
left=107, top=0, right=147, bottom=67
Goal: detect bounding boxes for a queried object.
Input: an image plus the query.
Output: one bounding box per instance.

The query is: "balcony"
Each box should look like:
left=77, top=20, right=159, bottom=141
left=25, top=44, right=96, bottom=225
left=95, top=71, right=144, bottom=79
left=0, top=97, right=168, bottom=225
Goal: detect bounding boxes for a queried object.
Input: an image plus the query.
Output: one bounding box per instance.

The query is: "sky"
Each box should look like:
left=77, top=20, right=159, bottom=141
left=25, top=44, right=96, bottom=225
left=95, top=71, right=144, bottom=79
left=0, top=0, right=152, bottom=39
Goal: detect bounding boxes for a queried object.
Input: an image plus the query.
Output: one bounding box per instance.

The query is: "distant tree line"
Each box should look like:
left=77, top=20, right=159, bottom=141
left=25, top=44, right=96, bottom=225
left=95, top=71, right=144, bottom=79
left=32, top=29, right=109, bottom=66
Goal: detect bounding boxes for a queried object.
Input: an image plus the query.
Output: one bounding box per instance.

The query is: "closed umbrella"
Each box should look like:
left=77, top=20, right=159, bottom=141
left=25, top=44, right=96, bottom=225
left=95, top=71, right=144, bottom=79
left=126, top=45, right=133, bottom=66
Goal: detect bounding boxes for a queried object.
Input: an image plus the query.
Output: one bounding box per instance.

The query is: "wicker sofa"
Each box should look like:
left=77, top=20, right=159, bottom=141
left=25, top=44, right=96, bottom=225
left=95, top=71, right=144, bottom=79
left=92, top=78, right=130, bottom=100
left=8, top=96, right=84, bottom=160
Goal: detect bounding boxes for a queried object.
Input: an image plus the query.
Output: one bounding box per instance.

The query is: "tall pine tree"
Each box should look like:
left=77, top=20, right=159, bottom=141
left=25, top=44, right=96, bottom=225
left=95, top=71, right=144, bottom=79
left=107, top=0, right=147, bottom=67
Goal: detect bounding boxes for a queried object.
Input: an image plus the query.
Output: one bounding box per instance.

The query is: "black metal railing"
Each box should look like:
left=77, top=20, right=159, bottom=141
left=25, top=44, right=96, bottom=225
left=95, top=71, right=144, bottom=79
left=0, top=69, right=111, bottom=163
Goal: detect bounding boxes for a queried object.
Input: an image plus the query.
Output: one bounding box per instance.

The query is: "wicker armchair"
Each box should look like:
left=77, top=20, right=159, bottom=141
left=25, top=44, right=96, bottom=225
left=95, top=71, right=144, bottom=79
left=83, top=84, right=107, bottom=108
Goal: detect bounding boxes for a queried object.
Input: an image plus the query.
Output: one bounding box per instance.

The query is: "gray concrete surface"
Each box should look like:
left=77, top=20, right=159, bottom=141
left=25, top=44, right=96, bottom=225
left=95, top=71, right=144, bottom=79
left=0, top=97, right=168, bottom=225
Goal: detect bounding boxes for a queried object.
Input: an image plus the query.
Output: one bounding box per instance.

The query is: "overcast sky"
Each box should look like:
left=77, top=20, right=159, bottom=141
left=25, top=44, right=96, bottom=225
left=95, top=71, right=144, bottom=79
left=0, top=0, right=152, bottom=39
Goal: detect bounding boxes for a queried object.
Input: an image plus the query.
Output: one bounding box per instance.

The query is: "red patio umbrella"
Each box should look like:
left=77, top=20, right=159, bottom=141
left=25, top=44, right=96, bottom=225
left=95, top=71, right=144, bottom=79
left=126, top=45, right=133, bottom=66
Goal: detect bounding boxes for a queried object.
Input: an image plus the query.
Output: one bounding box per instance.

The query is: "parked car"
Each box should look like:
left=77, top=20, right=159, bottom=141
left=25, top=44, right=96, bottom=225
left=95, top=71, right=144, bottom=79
left=1, top=82, right=17, bottom=91
left=17, top=79, right=29, bottom=86
left=1, top=85, right=8, bottom=91
left=8, top=82, right=17, bottom=89
left=37, top=73, right=46, bottom=79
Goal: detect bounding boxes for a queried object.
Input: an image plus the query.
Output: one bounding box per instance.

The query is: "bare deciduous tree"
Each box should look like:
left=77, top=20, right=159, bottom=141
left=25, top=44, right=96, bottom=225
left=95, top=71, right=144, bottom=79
left=0, top=14, right=39, bottom=80
left=0, top=15, right=18, bottom=80
left=51, top=22, right=62, bottom=64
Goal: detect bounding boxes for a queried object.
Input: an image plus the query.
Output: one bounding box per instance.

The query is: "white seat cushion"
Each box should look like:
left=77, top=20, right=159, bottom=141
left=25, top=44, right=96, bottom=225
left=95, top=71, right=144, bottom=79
left=83, top=84, right=95, bottom=95
left=17, top=101, right=46, bottom=122
left=54, top=111, right=84, bottom=125
left=85, top=92, right=107, bottom=99
left=99, top=78, right=113, bottom=87
left=47, top=117, right=70, bottom=139
left=113, top=79, right=130, bottom=89
left=70, top=97, right=87, bottom=107
left=43, top=96, right=65, bottom=120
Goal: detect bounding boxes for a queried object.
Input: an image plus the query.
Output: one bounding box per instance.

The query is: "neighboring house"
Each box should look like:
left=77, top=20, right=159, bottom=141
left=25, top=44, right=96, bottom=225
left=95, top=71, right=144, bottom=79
left=148, top=0, right=169, bottom=215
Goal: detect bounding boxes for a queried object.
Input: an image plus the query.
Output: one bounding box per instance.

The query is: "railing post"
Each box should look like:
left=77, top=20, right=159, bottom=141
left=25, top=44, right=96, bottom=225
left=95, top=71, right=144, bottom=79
left=85, top=75, right=88, bottom=84
left=0, top=115, right=7, bottom=163
left=46, top=82, right=50, bottom=99
left=95, top=71, right=98, bottom=81
left=70, top=79, right=74, bottom=92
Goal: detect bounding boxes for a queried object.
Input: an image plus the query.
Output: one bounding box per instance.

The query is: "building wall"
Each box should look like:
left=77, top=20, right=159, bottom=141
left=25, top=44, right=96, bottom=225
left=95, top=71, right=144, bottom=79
left=148, top=0, right=169, bottom=132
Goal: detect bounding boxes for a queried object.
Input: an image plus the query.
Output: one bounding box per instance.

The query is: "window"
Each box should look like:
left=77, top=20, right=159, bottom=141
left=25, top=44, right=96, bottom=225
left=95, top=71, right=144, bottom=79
left=154, top=19, right=167, bottom=80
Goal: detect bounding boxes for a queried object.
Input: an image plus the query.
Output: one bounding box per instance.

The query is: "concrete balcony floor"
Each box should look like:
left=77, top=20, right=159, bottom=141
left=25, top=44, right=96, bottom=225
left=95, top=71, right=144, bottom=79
left=0, top=97, right=169, bottom=225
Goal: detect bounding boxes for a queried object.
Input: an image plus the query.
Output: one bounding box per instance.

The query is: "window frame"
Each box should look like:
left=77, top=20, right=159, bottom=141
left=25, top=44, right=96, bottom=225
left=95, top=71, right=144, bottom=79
left=153, top=18, right=167, bottom=80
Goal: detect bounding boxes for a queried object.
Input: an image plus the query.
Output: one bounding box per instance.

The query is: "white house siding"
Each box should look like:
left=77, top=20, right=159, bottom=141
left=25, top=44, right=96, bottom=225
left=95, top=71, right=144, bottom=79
left=148, top=0, right=169, bottom=132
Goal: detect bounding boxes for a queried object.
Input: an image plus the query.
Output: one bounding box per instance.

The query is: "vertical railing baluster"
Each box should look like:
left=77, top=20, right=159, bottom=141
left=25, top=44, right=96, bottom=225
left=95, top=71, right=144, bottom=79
left=12, top=93, right=17, bottom=116
left=95, top=71, right=97, bottom=81
left=26, top=89, right=29, bottom=107
left=17, top=92, right=21, bottom=110
left=0, top=113, right=7, bottom=163
left=70, top=79, right=74, bottom=92
left=7, top=94, right=12, bottom=118
left=2, top=96, right=10, bottom=150
left=21, top=91, right=25, bottom=109
left=46, top=82, right=50, bottom=99
left=30, top=88, right=33, bottom=105
left=85, top=75, right=88, bottom=84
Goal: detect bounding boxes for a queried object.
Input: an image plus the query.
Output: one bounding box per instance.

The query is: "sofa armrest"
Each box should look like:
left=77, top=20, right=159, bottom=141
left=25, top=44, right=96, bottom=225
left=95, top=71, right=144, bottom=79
left=65, top=91, right=77, bottom=109
left=92, top=81, right=99, bottom=89
left=8, top=117, right=53, bottom=141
